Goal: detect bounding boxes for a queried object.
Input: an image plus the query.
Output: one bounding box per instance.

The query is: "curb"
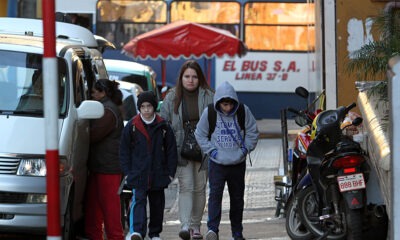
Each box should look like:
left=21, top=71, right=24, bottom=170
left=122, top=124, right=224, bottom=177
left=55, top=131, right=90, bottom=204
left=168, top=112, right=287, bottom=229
left=259, top=132, right=282, bottom=139
left=259, top=131, right=299, bottom=140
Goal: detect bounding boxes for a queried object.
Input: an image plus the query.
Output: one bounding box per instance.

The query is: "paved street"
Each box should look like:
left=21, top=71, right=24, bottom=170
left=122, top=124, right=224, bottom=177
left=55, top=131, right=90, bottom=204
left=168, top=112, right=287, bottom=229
left=0, top=120, right=292, bottom=240
left=160, top=138, right=290, bottom=240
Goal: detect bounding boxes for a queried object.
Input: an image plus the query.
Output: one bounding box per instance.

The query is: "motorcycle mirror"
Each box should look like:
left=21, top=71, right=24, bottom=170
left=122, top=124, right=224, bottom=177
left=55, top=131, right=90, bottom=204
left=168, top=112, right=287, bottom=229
left=352, top=117, right=363, bottom=126
left=295, top=115, right=308, bottom=127
left=295, top=86, right=309, bottom=99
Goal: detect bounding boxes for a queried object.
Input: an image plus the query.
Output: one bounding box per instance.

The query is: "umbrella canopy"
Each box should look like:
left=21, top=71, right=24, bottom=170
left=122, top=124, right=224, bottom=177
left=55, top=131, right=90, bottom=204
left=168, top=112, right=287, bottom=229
left=123, top=20, right=247, bottom=60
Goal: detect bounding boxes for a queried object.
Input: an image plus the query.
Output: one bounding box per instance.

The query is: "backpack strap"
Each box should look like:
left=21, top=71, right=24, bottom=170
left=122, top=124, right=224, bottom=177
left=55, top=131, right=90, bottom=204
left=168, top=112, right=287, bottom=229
left=207, top=103, right=216, bottom=140
left=207, top=103, right=245, bottom=140
left=160, top=123, right=168, bottom=154
left=130, top=119, right=137, bottom=144
left=237, top=103, right=246, bottom=137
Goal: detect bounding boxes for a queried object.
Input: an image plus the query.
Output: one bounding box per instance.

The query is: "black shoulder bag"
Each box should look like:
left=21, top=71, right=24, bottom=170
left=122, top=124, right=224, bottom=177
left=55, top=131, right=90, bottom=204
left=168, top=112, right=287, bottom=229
left=180, top=99, right=203, bottom=161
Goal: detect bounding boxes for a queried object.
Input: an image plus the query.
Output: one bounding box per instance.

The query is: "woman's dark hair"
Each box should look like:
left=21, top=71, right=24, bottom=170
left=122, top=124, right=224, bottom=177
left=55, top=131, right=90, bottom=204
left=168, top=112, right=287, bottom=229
left=94, top=79, right=123, bottom=106
left=173, top=60, right=211, bottom=113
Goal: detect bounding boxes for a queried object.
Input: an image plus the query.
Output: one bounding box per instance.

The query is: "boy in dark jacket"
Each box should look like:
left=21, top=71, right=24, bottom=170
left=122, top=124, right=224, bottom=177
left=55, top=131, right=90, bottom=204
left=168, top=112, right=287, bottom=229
left=120, top=91, right=178, bottom=240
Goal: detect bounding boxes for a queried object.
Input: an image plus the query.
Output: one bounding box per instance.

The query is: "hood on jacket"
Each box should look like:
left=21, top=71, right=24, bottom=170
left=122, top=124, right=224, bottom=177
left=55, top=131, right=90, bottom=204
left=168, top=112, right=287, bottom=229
left=213, top=81, right=239, bottom=115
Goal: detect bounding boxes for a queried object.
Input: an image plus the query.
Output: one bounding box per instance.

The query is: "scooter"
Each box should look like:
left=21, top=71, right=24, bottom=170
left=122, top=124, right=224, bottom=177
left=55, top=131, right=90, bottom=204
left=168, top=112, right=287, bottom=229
left=295, top=103, right=370, bottom=240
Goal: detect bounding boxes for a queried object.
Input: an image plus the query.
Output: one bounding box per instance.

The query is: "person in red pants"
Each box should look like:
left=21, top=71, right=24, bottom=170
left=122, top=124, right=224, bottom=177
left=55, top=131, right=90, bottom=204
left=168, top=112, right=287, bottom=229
left=85, top=79, right=124, bottom=240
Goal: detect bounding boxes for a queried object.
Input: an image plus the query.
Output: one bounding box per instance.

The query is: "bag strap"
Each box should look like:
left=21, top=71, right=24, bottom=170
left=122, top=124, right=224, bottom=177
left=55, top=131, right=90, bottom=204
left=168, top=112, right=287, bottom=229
left=181, top=98, right=190, bottom=125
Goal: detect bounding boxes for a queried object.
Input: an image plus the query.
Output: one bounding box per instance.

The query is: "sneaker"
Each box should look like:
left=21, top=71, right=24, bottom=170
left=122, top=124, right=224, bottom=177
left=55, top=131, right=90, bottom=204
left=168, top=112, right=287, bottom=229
left=190, top=227, right=203, bottom=239
left=205, top=230, right=218, bottom=240
left=179, top=228, right=190, bottom=240
left=130, top=232, right=143, bottom=240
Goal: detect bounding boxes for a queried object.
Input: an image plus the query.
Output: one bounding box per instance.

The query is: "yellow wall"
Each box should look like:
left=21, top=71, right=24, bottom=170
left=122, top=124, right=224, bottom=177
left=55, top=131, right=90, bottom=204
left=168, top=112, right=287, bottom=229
left=0, top=0, right=7, bottom=16
left=336, top=0, right=387, bottom=107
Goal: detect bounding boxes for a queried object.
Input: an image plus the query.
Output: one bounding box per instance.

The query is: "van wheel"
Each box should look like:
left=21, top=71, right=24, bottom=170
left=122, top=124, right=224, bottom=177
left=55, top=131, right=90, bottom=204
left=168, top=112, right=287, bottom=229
left=63, top=192, right=75, bottom=240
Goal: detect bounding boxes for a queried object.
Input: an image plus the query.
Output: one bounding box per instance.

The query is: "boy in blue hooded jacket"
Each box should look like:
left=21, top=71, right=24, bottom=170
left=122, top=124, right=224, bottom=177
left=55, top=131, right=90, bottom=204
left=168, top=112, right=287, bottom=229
left=120, top=91, right=178, bottom=240
left=195, top=81, right=259, bottom=240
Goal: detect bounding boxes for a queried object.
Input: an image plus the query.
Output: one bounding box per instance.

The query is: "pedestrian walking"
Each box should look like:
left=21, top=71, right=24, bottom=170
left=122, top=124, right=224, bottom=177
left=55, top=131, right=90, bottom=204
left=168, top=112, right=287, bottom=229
left=160, top=60, right=214, bottom=240
left=120, top=91, right=178, bottom=240
left=85, top=79, right=125, bottom=240
left=195, top=81, right=259, bottom=240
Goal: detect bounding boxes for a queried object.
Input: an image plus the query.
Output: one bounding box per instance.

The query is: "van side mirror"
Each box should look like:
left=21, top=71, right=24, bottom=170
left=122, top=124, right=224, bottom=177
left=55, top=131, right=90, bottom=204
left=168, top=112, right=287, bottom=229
left=77, top=100, right=104, bottom=119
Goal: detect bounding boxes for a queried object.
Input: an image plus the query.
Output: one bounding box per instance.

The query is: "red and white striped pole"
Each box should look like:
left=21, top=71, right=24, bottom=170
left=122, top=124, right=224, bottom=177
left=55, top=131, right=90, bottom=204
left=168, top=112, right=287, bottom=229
left=42, top=1, right=61, bottom=239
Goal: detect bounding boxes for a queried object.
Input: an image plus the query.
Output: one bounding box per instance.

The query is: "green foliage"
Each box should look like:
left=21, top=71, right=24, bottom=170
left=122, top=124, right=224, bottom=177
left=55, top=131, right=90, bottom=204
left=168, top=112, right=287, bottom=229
left=366, top=81, right=388, bottom=102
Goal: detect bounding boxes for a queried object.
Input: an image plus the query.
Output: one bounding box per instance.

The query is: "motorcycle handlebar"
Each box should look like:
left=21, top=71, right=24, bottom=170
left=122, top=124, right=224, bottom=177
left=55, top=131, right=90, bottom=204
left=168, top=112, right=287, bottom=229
left=287, top=107, right=300, bottom=115
left=345, top=102, right=356, bottom=113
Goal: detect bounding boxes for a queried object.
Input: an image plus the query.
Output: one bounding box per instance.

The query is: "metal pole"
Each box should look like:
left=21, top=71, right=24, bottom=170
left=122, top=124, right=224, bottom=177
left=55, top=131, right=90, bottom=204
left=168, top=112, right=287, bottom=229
left=161, top=59, right=166, bottom=87
left=280, top=109, right=288, bottom=175
left=207, top=59, right=211, bottom=86
left=43, top=1, right=61, bottom=239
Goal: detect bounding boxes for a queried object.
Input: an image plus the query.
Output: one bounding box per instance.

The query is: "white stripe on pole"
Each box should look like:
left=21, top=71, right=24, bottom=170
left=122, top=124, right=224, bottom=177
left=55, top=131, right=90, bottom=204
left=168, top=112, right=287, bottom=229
left=43, top=58, right=59, bottom=150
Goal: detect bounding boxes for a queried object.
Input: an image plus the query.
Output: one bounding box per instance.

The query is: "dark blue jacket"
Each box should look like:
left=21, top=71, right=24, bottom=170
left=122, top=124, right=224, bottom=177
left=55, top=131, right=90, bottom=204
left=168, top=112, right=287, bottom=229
left=119, top=114, right=177, bottom=190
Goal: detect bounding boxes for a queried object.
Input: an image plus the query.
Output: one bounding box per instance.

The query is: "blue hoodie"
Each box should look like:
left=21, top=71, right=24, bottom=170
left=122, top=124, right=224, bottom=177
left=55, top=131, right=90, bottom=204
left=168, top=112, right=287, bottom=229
left=195, top=81, right=259, bottom=165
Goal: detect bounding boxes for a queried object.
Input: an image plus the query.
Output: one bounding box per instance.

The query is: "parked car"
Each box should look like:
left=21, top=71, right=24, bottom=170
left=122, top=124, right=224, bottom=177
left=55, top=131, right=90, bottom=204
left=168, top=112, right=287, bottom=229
left=117, top=80, right=143, bottom=124
left=103, top=59, right=163, bottom=110
left=0, top=17, right=108, bottom=239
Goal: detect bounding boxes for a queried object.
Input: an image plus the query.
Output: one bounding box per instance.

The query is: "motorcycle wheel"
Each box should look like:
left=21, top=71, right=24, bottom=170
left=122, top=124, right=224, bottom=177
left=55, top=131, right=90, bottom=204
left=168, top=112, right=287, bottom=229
left=285, top=195, right=314, bottom=240
left=297, top=186, right=346, bottom=240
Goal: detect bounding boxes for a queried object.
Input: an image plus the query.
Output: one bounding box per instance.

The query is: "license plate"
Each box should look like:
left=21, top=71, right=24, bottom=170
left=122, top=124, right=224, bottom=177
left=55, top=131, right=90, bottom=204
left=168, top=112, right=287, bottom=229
left=337, top=173, right=366, bottom=192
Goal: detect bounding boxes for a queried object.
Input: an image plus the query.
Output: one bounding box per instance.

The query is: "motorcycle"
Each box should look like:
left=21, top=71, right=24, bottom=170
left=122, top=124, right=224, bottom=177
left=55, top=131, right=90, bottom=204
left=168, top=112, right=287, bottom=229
left=295, top=103, right=370, bottom=240
left=284, top=87, right=325, bottom=239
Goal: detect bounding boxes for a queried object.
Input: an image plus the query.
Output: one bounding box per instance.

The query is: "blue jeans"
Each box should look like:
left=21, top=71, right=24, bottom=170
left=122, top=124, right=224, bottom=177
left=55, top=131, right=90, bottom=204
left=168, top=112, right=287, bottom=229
left=207, top=160, right=246, bottom=236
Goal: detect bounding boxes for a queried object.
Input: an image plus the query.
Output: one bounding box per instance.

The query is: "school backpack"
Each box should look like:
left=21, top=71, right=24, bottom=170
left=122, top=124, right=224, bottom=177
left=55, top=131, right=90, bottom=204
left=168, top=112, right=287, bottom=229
left=207, top=103, right=245, bottom=140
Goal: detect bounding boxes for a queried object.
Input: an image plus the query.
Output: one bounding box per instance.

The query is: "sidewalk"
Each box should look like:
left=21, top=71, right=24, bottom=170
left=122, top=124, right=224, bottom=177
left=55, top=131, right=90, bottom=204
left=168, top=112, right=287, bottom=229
left=257, top=118, right=301, bottom=139
left=157, top=119, right=292, bottom=240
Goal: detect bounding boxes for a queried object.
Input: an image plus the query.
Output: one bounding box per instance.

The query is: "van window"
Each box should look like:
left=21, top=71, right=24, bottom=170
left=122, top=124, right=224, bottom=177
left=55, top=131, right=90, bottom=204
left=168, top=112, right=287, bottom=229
left=72, top=59, right=85, bottom=107
left=81, top=58, right=108, bottom=100
left=0, top=50, right=67, bottom=115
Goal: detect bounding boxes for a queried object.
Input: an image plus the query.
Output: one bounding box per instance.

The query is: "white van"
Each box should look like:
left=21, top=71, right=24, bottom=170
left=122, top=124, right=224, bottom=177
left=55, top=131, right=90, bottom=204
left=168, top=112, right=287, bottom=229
left=0, top=18, right=107, bottom=239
